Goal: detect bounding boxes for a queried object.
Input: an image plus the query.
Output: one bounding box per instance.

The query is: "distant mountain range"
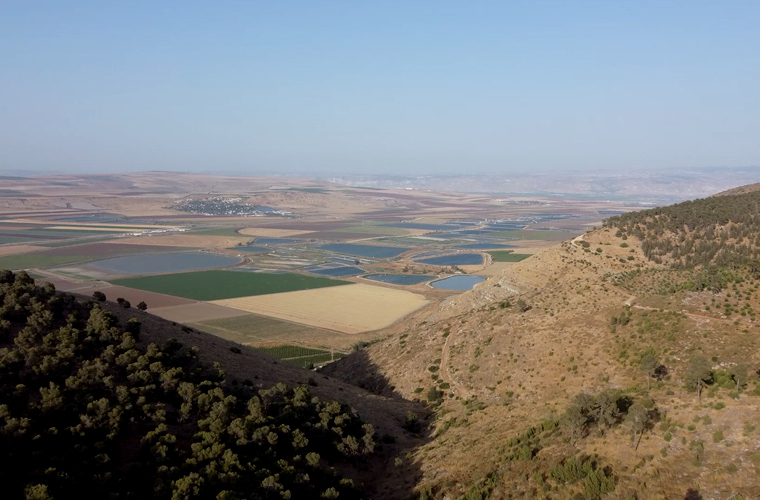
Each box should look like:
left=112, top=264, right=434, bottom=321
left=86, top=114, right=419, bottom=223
left=325, top=166, right=760, bottom=203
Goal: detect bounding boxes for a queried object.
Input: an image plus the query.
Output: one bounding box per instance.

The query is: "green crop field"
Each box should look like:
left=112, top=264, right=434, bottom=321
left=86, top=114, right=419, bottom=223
left=488, top=251, right=532, bottom=262
left=0, top=254, right=93, bottom=270
left=112, top=270, right=350, bottom=301
left=254, top=345, right=347, bottom=367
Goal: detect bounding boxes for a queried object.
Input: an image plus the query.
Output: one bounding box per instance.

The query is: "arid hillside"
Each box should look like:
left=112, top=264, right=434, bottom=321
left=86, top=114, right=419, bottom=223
left=325, top=188, right=760, bottom=500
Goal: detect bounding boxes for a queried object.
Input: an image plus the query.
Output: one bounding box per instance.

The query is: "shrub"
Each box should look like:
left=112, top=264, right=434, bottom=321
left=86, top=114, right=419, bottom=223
left=583, top=468, right=615, bottom=497
left=92, top=291, right=106, bottom=302
left=714, top=402, right=726, bottom=410
left=403, top=411, right=422, bottom=433
left=427, top=387, right=443, bottom=403
left=713, top=430, right=725, bottom=442
left=229, top=346, right=241, bottom=354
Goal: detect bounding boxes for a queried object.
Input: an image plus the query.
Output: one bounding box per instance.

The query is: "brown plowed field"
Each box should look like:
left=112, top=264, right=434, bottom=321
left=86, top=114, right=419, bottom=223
left=149, top=303, right=249, bottom=323
left=0, top=245, right=45, bottom=256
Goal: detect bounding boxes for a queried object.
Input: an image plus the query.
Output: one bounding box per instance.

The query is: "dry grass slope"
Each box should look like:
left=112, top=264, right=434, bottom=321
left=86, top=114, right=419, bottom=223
left=326, top=223, right=760, bottom=500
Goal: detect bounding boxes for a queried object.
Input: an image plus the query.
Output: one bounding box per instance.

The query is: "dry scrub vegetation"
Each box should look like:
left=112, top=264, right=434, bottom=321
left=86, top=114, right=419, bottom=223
left=325, top=204, right=760, bottom=500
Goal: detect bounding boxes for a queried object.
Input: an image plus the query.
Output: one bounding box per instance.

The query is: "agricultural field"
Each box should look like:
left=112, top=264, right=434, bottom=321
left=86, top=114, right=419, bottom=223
left=237, top=228, right=314, bottom=238
left=111, top=270, right=351, bottom=301
left=212, top=283, right=430, bottom=334
left=109, top=234, right=248, bottom=248
left=488, top=250, right=532, bottom=262
left=189, top=313, right=368, bottom=349
left=0, top=253, right=94, bottom=270
left=487, top=229, right=571, bottom=240
left=0, top=172, right=632, bottom=352
left=253, top=345, right=347, bottom=368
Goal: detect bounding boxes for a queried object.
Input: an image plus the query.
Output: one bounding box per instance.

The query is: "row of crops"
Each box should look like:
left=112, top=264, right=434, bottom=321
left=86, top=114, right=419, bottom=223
left=254, top=345, right=348, bottom=368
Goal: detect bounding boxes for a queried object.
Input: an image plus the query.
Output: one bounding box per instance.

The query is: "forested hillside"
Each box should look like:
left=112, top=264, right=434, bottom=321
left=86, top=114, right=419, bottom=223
left=605, top=190, right=760, bottom=268
left=0, top=271, right=377, bottom=500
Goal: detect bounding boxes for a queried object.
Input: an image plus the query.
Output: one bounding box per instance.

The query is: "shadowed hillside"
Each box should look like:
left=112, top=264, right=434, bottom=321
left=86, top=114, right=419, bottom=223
left=0, top=271, right=429, bottom=500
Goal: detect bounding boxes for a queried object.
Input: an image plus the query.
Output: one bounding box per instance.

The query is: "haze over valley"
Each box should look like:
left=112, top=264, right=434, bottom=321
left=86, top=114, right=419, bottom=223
left=3, top=1, right=760, bottom=499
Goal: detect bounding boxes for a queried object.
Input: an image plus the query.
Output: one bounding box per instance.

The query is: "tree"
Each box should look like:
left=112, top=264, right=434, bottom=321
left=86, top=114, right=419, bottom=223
left=563, top=404, right=587, bottom=446
left=639, top=353, right=658, bottom=391
left=92, top=291, right=106, bottom=302
left=137, top=301, right=148, bottom=311
left=573, top=393, right=595, bottom=415
left=686, top=356, right=712, bottom=401
left=594, top=390, right=619, bottom=431
left=116, top=298, right=131, bottom=309
left=730, top=364, right=748, bottom=391
left=625, top=403, right=649, bottom=450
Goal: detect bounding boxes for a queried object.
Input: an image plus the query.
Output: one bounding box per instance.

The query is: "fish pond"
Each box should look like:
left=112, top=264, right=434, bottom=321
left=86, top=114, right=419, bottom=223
left=430, top=275, right=485, bottom=290
left=364, top=274, right=432, bottom=285
left=89, top=252, right=241, bottom=275
left=416, top=253, right=483, bottom=266
left=320, top=243, right=410, bottom=259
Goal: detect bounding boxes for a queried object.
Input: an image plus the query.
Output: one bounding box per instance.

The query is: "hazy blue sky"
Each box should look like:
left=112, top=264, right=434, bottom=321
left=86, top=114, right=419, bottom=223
left=1, top=1, right=759, bottom=175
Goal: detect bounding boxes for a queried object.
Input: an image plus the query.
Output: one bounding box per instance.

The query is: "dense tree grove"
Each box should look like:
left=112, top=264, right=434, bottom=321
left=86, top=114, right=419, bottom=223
left=0, top=271, right=375, bottom=500
left=604, top=191, right=760, bottom=268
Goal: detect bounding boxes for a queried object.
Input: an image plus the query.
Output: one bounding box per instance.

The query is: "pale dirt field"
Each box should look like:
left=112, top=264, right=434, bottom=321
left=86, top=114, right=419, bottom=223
left=237, top=228, right=315, bottom=237
left=212, top=283, right=430, bottom=334
left=46, top=226, right=134, bottom=232
left=0, top=245, right=45, bottom=256
left=149, top=302, right=250, bottom=323
left=109, top=234, right=249, bottom=248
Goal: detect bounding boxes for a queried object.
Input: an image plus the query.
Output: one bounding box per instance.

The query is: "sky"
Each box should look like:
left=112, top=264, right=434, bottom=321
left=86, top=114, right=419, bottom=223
left=1, top=1, right=759, bottom=176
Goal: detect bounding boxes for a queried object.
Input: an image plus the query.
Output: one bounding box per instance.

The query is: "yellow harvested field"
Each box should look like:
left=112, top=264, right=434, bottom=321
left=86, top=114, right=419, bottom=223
left=237, top=228, right=314, bottom=237
left=109, top=234, right=248, bottom=248
left=0, top=245, right=45, bottom=256
left=212, top=283, right=430, bottom=334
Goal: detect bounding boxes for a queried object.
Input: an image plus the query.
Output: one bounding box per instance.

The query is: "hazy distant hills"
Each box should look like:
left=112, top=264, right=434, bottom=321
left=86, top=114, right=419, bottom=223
left=327, top=166, right=760, bottom=202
